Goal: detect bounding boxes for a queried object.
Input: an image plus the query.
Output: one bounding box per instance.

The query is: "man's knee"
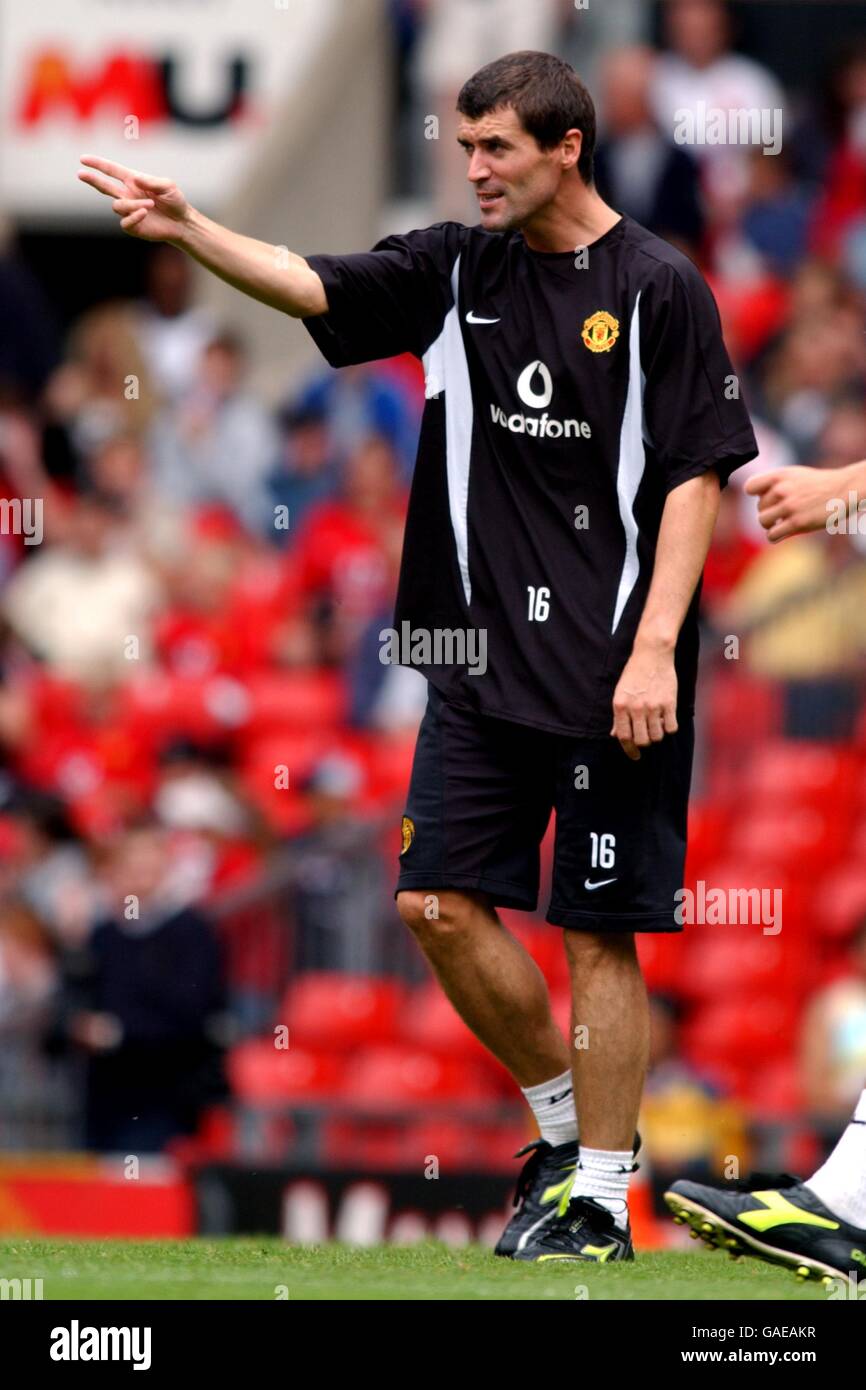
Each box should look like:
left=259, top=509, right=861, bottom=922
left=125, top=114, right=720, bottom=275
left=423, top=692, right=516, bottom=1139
left=396, top=889, right=482, bottom=941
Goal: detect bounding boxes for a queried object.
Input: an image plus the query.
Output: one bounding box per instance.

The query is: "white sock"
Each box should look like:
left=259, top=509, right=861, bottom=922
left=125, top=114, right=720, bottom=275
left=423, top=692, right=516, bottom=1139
left=570, top=1146, right=633, bottom=1231
left=805, top=1089, right=866, bottom=1229
left=521, top=1070, right=578, bottom=1147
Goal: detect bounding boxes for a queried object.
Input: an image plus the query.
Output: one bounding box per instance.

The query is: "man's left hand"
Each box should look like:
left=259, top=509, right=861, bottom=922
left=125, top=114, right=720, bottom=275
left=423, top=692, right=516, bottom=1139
left=611, top=641, right=678, bottom=761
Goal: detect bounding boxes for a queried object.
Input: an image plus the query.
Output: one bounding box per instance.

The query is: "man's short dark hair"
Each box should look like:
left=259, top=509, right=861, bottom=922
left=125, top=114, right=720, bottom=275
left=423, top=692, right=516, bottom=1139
left=457, top=51, right=596, bottom=185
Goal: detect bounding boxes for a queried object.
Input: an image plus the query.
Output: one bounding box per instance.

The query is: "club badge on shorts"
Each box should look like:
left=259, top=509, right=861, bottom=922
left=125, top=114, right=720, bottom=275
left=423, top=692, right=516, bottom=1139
left=582, top=310, right=620, bottom=353
left=400, top=816, right=415, bottom=854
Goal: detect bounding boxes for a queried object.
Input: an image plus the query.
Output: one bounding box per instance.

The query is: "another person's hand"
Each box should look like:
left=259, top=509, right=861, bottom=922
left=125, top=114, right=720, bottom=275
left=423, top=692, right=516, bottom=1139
left=77, top=155, right=191, bottom=242
left=744, top=464, right=862, bottom=542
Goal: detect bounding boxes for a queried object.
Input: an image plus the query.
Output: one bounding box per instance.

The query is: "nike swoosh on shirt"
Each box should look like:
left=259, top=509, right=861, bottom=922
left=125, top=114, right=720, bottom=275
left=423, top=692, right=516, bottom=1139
left=465, top=312, right=501, bottom=325
left=584, top=878, right=618, bottom=891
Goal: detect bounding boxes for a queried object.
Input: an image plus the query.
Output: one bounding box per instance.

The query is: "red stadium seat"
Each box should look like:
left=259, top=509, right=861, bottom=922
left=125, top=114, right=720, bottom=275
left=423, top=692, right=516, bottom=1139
left=242, top=671, right=346, bottom=735
left=167, top=1105, right=240, bottom=1162
left=476, top=1124, right=543, bottom=1173
left=398, top=1118, right=534, bottom=1171
left=228, top=1040, right=345, bottom=1102
left=811, top=865, right=866, bottom=939
left=238, top=731, right=331, bottom=831
left=638, top=932, right=686, bottom=996
left=677, top=930, right=809, bottom=1006
left=681, top=998, right=800, bottom=1075
left=704, top=673, right=781, bottom=753
left=320, top=1119, right=407, bottom=1169
left=357, top=732, right=419, bottom=809
left=284, top=973, right=405, bottom=1051
left=321, top=1116, right=528, bottom=1171
left=399, top=981, right=495, bottom=1064
left=725, top=806, right=841, bottom=874
left=740, top=1058, right=803, bottom=1120
left=345, top=1046, right=497, bottom=1109
left=684, top=803, right=730, bottom=877
left=118, top=672, right=251, bottom=743
left=741, top=742, right=862, bottom=813
left=846, top=817, right=866, bottom=863
left=709, top=272, right=790, bottom=361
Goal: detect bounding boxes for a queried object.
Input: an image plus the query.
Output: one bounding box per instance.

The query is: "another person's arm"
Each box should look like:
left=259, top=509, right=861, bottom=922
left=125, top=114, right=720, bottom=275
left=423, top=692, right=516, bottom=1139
left=77, top=156, right=327, bottom=317
left=612, top=471, right=720, bottom=760
left=745, top=460, right=866, bottom=542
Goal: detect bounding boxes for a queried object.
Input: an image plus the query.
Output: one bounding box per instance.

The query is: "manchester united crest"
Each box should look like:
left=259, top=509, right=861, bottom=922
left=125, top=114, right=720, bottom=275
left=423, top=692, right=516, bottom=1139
left=582, top=310, right=620, bottom=354
left=400, top=815, right=415, bottom=855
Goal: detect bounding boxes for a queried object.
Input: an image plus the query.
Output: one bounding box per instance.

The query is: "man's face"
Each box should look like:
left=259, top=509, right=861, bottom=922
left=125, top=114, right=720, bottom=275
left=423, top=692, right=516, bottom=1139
left=666, top=0, right=728, bottom=69
left=457, top=106, right=577, bottom=233
left=600, top=51, right=654, bottom=134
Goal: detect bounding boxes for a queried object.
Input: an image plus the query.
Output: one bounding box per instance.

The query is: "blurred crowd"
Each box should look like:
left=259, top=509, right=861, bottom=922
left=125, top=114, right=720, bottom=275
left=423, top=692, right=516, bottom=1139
left=0, top=0, right=864, bottom=1173
left=0, top=239, right=427, bottom=1150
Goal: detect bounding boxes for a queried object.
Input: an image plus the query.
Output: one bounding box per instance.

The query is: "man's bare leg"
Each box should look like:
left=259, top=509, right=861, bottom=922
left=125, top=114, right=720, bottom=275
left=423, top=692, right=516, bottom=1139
left=503, top=930, right=646, bottom=1257
left=565, top=929, right=648, bottom=1150
left=397, top=888, right=570, bottom=1087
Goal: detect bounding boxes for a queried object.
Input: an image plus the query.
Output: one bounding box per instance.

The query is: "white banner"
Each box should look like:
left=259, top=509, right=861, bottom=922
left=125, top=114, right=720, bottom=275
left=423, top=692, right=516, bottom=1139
left=0, top=0, right=338, bottom=217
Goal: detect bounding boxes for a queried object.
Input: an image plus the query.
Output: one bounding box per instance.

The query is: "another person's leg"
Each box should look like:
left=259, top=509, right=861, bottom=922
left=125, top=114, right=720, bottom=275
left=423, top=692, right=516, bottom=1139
left=805, top=1087, right=866, bottom=1229
left=665, top=1089, right=866, bottom=1283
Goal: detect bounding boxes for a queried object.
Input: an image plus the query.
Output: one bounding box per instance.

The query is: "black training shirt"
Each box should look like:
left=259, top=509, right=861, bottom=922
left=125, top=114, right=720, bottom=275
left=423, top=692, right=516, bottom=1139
left=303, top=214, right=758, bottom=736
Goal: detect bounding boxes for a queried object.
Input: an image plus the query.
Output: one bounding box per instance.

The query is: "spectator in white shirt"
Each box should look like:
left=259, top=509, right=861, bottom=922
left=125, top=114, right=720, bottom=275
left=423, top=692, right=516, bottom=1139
left=3, top=490, right=160, bottom=683
left=133, top=245, right=216, bottom=405
left=651, top=0, right=785, bottom=219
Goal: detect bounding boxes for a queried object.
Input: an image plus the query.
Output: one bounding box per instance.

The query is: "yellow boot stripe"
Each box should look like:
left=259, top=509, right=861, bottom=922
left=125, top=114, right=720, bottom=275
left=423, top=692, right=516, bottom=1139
left=738, top=1190, right=840, bottom=1234
left=556, top=1183, right=574, bottom=1217
left=541, top=1177, right=573, bottom=1207
left=582, top=1242, right=618, bottom=1262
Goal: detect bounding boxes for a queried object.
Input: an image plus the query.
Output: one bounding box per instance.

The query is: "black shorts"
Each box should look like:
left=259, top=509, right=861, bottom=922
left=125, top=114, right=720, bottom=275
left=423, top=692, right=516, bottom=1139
left=395, top=686, right=694, bottom=933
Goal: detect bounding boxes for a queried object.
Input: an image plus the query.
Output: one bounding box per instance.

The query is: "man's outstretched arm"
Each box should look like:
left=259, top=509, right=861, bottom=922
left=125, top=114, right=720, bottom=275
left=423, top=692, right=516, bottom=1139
left=745, top=460, right=866, bottom=542
left=611, top=469, right=721, bottom=761
left=77, top=155, right=328, bottom=318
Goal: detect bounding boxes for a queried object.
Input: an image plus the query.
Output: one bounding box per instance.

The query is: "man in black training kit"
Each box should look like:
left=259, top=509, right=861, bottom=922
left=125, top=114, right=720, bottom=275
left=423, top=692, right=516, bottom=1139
left=80, top=51, right=757, bottom=1262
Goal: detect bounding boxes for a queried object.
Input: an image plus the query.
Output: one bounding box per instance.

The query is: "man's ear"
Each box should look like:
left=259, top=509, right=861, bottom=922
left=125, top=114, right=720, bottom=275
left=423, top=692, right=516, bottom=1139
left=560, top=128, right=583, bottom=172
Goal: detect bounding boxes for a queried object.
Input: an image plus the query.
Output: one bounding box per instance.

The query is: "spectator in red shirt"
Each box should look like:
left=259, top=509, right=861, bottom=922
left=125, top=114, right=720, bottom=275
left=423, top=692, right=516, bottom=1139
left=810, top=41, right=866, bottom=263
left=290, top=436, right=406, bottom=664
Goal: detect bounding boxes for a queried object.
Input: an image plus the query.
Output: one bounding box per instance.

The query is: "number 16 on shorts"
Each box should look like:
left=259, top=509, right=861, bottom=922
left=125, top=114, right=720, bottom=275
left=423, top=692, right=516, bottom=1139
left=589, top=832, right=616, bottom=870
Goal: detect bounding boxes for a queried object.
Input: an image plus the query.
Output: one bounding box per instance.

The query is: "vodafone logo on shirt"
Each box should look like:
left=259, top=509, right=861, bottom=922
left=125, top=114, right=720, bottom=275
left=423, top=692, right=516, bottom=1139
left=489, top=361, right=592, bottom=441
left=517, top=361, right=554, bottom=409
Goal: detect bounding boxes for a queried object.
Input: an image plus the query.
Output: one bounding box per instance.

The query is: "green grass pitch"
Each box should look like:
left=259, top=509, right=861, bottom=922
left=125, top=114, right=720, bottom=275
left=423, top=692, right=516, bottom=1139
left=0, top=1239, right=831, bottom=1300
